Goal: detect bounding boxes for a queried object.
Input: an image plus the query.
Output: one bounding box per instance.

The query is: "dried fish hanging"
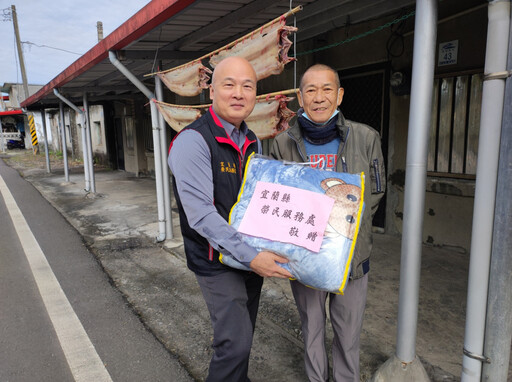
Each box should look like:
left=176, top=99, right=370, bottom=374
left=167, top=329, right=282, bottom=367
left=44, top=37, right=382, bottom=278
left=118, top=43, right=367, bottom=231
left=153, top=101, right=208, bottom=133
left=245, top=94, right=296, bottom=140
left=208, top=20, right=297, bottom=81
left=153, top=89, right=297, bottom=140
left=147, top=5, right=302, bottom=97
left=156, top=61, right=212, bottom=97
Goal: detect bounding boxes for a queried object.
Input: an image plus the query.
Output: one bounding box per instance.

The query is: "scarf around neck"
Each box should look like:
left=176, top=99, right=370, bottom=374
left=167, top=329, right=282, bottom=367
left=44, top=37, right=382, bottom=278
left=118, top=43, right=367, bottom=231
left=297, top=108, right=340, bottom=145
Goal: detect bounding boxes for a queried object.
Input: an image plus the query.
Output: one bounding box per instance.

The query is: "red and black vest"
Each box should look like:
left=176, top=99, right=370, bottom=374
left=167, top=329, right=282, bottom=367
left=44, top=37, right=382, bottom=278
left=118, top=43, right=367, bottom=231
left=171, top=108, right=258, bottom=276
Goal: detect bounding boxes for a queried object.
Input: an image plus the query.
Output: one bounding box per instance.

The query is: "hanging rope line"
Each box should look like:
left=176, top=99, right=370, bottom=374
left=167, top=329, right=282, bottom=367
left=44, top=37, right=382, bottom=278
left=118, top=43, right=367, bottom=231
left=296, top=10, right=415, bottom=57
left=145, top=5, right=303, bottom=77
left=21, top=41, right=82, bottom=55
left=1, top=7, right=12, bottom=21
left=290, top=0, right=297, bottom=90
left=153, top=88, right=299, bottom=109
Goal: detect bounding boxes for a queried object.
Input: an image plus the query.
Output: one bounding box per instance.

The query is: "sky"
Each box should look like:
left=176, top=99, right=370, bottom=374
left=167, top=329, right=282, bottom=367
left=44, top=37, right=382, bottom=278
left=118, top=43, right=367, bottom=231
left=0, top=0, right=151, bottom=87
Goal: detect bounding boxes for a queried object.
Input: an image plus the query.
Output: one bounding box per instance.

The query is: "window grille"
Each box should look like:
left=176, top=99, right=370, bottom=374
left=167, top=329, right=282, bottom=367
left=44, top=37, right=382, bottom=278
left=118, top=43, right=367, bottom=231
left=142, top=114, right=153, bottom=152
left=340, top=71, right=385, bottom=134
left=428, top=73, right=483, bottom=177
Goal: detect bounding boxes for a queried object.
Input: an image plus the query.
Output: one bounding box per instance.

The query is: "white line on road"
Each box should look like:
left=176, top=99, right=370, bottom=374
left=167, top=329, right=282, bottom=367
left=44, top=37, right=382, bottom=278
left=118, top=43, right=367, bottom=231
left=0, top=173, right=112, bottom=382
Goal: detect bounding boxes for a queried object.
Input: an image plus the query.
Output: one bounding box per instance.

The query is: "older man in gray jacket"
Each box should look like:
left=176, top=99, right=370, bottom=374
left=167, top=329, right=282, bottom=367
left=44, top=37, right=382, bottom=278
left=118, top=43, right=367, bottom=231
left=270, top=63, right=386, bottom=382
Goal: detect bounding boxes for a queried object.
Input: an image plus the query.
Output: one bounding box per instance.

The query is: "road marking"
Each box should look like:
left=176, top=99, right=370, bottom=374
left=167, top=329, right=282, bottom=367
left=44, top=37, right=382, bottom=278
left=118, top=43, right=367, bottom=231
left=0, top=173, right=112, bottom=382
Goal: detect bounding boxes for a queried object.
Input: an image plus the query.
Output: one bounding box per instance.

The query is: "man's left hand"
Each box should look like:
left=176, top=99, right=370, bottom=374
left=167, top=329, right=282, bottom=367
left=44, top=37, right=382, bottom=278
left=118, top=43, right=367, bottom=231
left=250, top=251, right=293, bottom=279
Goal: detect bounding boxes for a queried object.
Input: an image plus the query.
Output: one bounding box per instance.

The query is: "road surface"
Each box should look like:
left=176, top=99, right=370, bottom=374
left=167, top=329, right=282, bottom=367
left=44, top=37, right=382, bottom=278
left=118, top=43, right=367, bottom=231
left=0, top=158, right=193, bottom=382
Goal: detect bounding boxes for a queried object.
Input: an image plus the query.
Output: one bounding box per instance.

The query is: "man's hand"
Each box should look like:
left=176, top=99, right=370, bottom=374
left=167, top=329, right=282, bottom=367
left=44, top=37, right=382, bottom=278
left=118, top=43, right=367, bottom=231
left=250, top=251, right=293, bottom=279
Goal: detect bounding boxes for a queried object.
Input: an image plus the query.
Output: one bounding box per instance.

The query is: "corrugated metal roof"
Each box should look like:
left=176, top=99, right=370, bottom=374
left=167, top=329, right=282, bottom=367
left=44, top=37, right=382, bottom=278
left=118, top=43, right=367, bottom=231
left=22, top=0, right=415, bottom=108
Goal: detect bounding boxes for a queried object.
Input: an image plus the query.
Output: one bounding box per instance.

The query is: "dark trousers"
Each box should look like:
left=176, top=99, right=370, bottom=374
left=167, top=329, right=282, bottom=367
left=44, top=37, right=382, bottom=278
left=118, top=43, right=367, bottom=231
left=196, top=270, right=263, bottom=382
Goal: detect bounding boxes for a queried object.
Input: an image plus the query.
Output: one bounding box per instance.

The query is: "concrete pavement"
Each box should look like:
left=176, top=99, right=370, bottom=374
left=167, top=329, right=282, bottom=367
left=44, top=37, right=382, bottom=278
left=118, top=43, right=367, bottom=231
left=2, top=150, right=474, bottom=382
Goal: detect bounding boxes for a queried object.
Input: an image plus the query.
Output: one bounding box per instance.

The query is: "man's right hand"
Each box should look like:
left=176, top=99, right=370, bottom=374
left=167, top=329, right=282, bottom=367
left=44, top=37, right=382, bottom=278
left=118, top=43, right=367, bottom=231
left=250, top=251, right=293, bottom=279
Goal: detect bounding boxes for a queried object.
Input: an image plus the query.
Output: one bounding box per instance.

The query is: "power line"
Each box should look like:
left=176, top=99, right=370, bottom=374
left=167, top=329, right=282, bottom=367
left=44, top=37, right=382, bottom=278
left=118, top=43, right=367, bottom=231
left=2, top=7, right=12, bottom=21
left=21, top=41, right=83, bottom=55
left=297, top=10, right=416, bottom=57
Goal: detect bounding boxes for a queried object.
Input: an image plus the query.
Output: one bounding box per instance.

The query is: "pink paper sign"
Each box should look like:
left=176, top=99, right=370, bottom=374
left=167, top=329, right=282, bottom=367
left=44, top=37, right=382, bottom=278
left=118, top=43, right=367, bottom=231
left=237, top=181, right=335, bottom=252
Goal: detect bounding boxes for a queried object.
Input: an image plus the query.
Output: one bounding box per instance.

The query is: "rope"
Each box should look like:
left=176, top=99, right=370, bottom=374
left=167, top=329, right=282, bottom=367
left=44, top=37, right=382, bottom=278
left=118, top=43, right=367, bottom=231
left=21, top=41, right=82, bottom=55
left=296, top=10, right=415, bottom=57
left=290, top=0, right=297, bottom=90
left=146, top=5, right=303, bottom=77
left=153, top=88, right=298, bottom=108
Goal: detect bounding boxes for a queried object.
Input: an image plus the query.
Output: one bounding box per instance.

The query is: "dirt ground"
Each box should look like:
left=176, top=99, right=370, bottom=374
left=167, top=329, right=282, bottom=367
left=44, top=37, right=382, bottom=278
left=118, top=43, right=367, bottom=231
left=4, top=149, right=511, bottom=382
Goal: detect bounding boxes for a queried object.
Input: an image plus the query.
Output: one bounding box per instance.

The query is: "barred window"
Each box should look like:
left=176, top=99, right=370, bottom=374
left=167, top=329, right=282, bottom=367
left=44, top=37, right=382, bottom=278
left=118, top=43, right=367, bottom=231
left=428, top=72, right=483, bottom=177
left=142, top=114, right=153, bottom=152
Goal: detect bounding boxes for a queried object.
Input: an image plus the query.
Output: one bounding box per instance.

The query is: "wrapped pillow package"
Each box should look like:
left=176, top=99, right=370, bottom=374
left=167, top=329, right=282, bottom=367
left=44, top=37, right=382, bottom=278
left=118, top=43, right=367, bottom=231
left=221, top=154, right=365, bottom=294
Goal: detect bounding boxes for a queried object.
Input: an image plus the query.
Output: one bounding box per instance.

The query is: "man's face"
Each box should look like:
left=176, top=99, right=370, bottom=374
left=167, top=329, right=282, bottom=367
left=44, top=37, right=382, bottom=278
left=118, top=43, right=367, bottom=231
left=298, top=69, right=344, bottom=124
left=210, top=57, right=257, bottom=128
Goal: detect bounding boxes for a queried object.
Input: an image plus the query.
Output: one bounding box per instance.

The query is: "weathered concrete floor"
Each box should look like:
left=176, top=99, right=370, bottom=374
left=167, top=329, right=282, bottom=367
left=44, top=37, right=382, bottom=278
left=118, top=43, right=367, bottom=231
left=5, top=151, right=495, bottom=381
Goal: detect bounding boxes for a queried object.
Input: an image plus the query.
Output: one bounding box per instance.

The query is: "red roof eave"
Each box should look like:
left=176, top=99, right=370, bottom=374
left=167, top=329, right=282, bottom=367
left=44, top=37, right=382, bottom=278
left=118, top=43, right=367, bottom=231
left=0, top=109, right=23, bottom=116
left=21, top=0, right=197, bottom=108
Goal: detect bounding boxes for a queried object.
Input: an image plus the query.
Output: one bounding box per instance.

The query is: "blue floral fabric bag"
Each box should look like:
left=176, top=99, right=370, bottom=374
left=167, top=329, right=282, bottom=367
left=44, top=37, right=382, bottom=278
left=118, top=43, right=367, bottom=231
left=221, top=154, right=365, bottom=294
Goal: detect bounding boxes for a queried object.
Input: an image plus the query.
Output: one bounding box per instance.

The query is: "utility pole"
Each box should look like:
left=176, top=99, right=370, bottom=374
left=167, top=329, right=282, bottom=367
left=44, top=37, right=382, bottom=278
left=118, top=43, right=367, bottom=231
left=11, top=5, right=30, bottom=101
left=0, top=119, right=5, bottom=153
left=97, top=21, right=103, bottom=41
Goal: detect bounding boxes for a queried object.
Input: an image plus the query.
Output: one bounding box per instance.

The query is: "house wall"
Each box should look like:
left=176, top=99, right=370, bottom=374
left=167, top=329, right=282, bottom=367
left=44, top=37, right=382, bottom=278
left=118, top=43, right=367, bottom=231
left=68, top=110, right=80, bottom=161
left=38, top=104, right=109, bottom=168
left=1, top=84, right=43, bottom=148
left=113, top=100, right=147, bottom=175
left=121, top=96, right=171, bottom=178
left=143, top=103, right=167, bottom=177
left=108, top=1, right=487, bottom=252
left=43, top=109, right=74, bottom=156
left=3, top=84, right=43, bottom=108
left=85, top=105, right=109, bottom=166
left=135, top=101, right=150, bottom=175
left=265, top=1, right=488, bottom=252
left=47, top=110, right=62, bottom=152
left=386, top=4, right=486, bottom=251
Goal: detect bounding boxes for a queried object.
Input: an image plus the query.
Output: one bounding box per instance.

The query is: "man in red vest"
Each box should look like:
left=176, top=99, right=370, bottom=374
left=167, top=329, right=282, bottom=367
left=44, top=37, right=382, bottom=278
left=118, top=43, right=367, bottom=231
left=169, top=56, right=291, bottom=382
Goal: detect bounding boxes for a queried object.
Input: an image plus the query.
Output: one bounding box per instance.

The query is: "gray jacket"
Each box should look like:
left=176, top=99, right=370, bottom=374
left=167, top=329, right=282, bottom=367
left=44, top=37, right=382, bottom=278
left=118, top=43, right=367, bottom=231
left=270, top=111, right=386, bottom=279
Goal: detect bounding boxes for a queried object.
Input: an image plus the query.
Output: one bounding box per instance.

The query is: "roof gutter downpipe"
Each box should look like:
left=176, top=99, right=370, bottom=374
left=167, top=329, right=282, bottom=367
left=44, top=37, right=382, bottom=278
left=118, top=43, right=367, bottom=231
left=482, top=10, right=512, bottom=379
left=108, top=51, right=166, bottom=242
left=40, top=109, right=51, bottom=173
left=461, top=1, right=511, bottom=381
left=83, top=93, right=96, bottom=193
left=372, top=1, right=436, bottom=380
left=0, top=119, right=4, bottom=153
left=155, top=75, right=173, bottom=239
left=54, top=88, right=90, bottom=191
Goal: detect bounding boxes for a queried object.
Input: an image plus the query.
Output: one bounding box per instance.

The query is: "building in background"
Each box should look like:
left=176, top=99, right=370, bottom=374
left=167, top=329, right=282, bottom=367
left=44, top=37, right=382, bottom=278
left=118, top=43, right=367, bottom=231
left=1, top=83, right=42, bottom=150
left=20, top=0, right=487, bottom=253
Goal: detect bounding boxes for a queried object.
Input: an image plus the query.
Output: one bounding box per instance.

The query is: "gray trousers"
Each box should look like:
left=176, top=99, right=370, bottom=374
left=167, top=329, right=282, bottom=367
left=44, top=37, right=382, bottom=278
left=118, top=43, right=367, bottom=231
left=291, top=274, right=368, bottom=382
left=196, top=270, right=263, bottom=382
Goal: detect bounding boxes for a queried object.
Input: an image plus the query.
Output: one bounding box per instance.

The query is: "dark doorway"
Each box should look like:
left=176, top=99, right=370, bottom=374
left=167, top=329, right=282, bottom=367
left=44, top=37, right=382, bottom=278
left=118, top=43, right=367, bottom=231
left=113, top=117, right=125, bottom=171
left=338, top=63, right=390, bottom=229
left=103, top=103, right=125, bottom=171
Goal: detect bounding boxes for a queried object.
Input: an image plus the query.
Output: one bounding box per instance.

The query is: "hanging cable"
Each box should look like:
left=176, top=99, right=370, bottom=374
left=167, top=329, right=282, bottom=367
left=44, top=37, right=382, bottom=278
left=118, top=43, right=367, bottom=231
left=1, top=7, right=12, bottom=21
left=290, top=0, right=297, bottom=90
left=386, top=9, right=409, bottom=71
left=151, top=26, right=163, bottom=74
left=297, top=10, right=415, bottom=57
left=21, top=41, right=82, bottom=55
